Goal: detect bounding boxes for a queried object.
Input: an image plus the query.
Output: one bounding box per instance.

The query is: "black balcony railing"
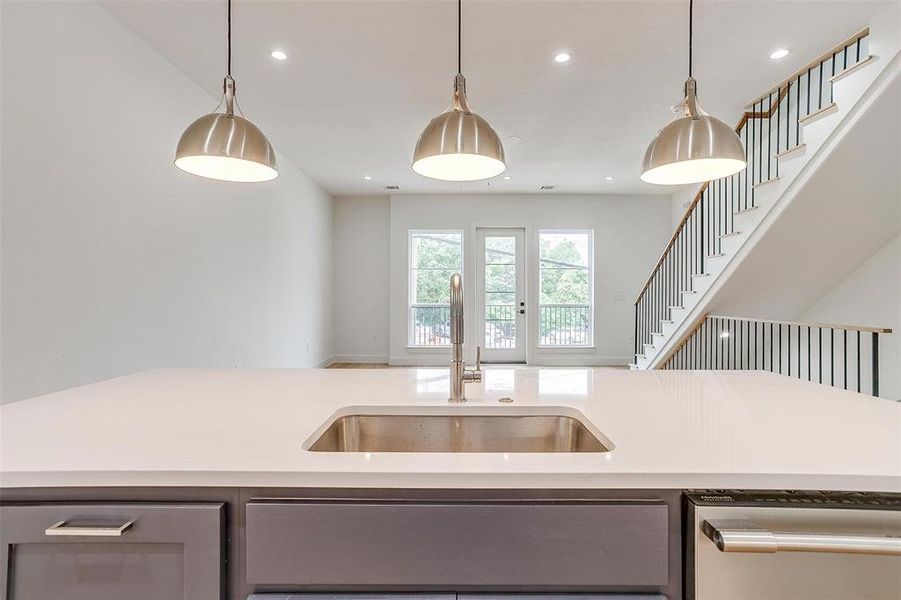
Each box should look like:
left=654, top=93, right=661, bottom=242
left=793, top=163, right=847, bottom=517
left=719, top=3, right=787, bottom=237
left=411, top=304, right=451, bottom=346
left=485, top=304, right=516, bottom=348
left=634, top=30, right=870, bottom=365
left=662, top=315, right=891, bottom=397
left=539, top=304, right=591, bottom=346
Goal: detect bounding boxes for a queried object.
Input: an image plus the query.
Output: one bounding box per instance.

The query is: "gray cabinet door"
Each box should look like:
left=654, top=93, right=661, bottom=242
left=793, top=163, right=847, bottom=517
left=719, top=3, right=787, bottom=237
left=0, top=503, right=224, bottom=600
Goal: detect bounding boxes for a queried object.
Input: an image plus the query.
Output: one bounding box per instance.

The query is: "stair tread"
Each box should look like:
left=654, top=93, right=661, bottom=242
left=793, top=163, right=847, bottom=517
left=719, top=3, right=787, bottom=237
left=719, top=231, right=742, bottom=238
left=706, top=253, right=726, bottom=258
left=753, top=177, right=781, bottom=189
left=829, top=55, right=877, bottom=84
left=799, top=102, right=838, bottom=125
left=734, top=205, right=760, bottom=215
left=776, top=143, right=806, bottom=160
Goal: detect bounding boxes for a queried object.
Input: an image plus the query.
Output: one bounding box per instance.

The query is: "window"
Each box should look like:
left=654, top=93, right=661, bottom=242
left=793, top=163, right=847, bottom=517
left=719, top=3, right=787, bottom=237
left=538, top=230, right=593, bottom=346
left=408, top=230, right=463, bottom=346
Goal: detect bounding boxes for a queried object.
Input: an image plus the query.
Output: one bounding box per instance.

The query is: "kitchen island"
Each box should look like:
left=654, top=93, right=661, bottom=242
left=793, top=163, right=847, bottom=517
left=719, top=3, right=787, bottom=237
left=1, top=367, right=899, bottom=600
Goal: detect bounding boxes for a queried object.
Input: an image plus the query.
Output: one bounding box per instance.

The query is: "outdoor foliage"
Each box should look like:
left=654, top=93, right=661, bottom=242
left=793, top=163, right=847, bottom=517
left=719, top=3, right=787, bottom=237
left=410, top=231, right=591, bottom=346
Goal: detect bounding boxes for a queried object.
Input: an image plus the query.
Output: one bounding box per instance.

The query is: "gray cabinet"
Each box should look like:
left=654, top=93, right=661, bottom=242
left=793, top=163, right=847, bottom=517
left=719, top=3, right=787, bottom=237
left=0, top=503, right=224, bottom=600
left=245, top=499, right=670, bottom=588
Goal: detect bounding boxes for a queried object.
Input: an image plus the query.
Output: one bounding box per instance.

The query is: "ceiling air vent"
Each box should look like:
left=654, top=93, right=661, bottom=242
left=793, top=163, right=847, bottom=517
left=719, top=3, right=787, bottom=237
left=540, top=185, right=556, bottom=190
left=385, top=185, right=400, bottom=190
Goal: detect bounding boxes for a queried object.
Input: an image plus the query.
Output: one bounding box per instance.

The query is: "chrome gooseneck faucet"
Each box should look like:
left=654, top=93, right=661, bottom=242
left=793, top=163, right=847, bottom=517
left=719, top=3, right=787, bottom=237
left=449, top=273, right=481, bottom=402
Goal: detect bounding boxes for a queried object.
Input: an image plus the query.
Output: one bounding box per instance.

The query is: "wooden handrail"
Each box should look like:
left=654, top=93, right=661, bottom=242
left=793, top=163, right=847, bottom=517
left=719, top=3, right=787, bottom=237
left=635, top=29, right=868, bottom=307
left=706, top=315, right=892, bottom=334
left=744, top=27, right=869, bottom=108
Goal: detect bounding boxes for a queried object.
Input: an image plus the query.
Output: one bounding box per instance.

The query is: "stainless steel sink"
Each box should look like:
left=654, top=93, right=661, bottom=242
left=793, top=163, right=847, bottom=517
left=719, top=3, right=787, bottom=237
left=306, top=408, right=611, bottom=453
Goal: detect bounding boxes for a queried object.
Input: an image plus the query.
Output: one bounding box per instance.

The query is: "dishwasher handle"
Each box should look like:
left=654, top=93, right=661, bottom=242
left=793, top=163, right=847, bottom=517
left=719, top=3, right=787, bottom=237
left=702, top=519, right=901, bottom=556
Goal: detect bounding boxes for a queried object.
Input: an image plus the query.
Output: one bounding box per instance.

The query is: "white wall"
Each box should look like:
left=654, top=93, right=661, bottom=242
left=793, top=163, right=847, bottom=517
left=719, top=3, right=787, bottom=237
left=382, top=194, right=671, bottom=366
left=0, top=2, right=334, bottom=403
left=333, top=196, right=390, bottom=362
left=797, top=234, right=901, bottom=401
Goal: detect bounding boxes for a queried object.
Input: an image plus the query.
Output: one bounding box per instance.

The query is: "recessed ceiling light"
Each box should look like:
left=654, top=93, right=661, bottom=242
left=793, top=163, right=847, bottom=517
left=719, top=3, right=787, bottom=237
left=363, top=175, right=372, bottom=180
left=270, top=50, right=288, bottom=61
left=553, top=52, right=572, bottom=64
left=605, top=176, right=615, bottom=181
left=503, top=176, right=511, bottom=180
left=769, top=48, right=790, bottom=60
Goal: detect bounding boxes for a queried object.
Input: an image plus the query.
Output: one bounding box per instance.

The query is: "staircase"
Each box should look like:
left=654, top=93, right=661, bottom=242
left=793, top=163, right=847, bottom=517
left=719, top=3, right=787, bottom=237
left=631, top=5, right=900, bottom=373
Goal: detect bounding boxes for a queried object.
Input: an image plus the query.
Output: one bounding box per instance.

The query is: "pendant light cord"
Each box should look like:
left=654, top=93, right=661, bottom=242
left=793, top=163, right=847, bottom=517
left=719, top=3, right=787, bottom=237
left=227, top=0, right=232, bottom=77
left=688, top=0, right=693, bottom=78
left=457, top=0, right=462, bottom=74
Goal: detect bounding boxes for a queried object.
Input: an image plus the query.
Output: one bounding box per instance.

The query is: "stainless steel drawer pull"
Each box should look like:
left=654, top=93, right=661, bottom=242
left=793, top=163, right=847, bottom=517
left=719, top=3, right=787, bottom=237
left=703, top=520, right=901, bottom=556
left=45, top=520, right=134, bottom=537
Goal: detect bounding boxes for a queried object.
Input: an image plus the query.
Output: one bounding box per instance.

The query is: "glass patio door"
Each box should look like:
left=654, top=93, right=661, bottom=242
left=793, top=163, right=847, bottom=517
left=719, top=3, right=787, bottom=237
left=476, top=228, right=526, bottom=363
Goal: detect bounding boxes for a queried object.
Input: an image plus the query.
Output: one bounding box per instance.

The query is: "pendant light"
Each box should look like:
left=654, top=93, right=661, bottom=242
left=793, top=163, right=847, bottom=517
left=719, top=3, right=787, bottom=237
left=412, top=0, right=506, bottom=181
left=640, top=0, right=745, bottom=185
left=174, top=0, right=277, bottom=182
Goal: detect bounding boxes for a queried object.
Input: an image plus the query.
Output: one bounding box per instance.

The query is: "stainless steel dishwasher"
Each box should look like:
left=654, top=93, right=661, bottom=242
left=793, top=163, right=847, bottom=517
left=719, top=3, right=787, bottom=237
left=686, top=490, right=901, bottom=600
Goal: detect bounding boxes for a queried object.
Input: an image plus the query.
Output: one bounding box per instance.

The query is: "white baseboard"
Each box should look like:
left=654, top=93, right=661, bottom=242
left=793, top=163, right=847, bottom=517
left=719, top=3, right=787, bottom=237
left=331, top=355, right=390, bottom=364
left=311, top=355, right=336, bottom=368
left=526, top=355, right=632, bottom=366
left=389, top=355, right=631, bottom=367
left=389, top=355, right=449, bottom=366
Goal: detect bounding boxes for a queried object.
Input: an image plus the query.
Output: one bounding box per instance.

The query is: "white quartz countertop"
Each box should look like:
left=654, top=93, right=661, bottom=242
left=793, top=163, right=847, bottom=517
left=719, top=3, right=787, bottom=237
left=1, top=367, right=899, bottom=491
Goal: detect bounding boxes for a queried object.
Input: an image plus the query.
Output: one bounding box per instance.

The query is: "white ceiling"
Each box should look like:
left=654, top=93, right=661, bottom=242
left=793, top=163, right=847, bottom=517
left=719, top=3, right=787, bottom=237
left=102, top=0, right=892, bottom=196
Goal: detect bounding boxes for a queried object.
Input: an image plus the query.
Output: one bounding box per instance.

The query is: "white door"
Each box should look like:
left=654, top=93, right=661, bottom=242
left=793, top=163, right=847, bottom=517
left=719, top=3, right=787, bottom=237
left=476, top=228, right=526, bottom=363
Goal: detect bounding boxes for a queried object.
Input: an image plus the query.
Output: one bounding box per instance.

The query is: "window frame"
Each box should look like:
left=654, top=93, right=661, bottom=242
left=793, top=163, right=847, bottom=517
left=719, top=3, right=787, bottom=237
left=407, top=229, right=464, bottom=349
left=536, top=228, right=595, bottom=349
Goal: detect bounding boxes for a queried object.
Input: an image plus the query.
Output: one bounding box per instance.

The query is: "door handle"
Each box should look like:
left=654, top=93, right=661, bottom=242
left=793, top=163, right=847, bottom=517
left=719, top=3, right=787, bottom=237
left=45, top=520, right=134, bottom=537
left=702, top=520, right=901, bottom=556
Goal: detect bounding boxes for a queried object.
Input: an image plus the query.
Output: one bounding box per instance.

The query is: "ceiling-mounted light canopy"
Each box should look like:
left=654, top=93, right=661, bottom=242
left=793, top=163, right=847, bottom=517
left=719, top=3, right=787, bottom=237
left=640, top=0, right=745, bottom=185
left=412, top=0, right=505, bottom=181
left=175, top=0, right=277, bottom=182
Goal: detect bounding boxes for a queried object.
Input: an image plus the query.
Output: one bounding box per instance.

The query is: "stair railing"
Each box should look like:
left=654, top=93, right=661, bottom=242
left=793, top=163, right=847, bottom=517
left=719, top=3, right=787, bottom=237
left=661, top=315, right=891, bottom=397
left=634, top=29, right=870, bottom=365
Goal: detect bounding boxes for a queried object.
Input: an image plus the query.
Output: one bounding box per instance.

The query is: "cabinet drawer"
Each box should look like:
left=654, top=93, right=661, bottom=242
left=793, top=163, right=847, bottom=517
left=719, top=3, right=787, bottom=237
left=246, top=500, right=669, bottom=587
left=0, top=503, right=224, bottom=600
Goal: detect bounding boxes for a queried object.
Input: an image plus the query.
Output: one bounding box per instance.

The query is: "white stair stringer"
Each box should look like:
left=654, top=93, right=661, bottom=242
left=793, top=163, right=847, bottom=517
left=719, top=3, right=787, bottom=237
left=638, top=8, right=899, bottom=370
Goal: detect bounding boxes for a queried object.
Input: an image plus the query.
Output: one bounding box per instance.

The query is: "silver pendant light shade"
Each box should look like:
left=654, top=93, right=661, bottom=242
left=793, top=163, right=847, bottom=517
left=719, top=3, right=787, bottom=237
left=412, top=0, right=505, bottom=182
left=174, top=0, right=277, bottom=183
left=640, top=78, right=745, bottom=185
left=412, top=74, right=506, bottom=181
left=640, top=0, right=745, bottom=185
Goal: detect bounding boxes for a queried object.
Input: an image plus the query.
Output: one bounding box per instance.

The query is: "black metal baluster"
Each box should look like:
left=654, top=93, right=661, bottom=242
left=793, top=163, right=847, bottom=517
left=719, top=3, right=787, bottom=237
left=843, top=329, right=848, bottom=390
left=806, top=67, right=811, bottom=116
left=818, top=61, right=823, bottom=109
left=872, top=333, right=880, bottom=396
left=767, top=92, right=772, bottom=181
left=795, top=75, right=801, bottom=147
left=830, top=51, right=836, bottom=102
left=777, top=323, right=782, bottom=375
left=807, top=326, right=811, bottom=382
left=787, top=324, right=791, bottom=377
left=856, top=330, right=861, bottom=393
left=776, top=87, right=781, bottom=169
left=818, top=327, right=823, bottom=383
left=830, top=328, right=835, bottom=386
